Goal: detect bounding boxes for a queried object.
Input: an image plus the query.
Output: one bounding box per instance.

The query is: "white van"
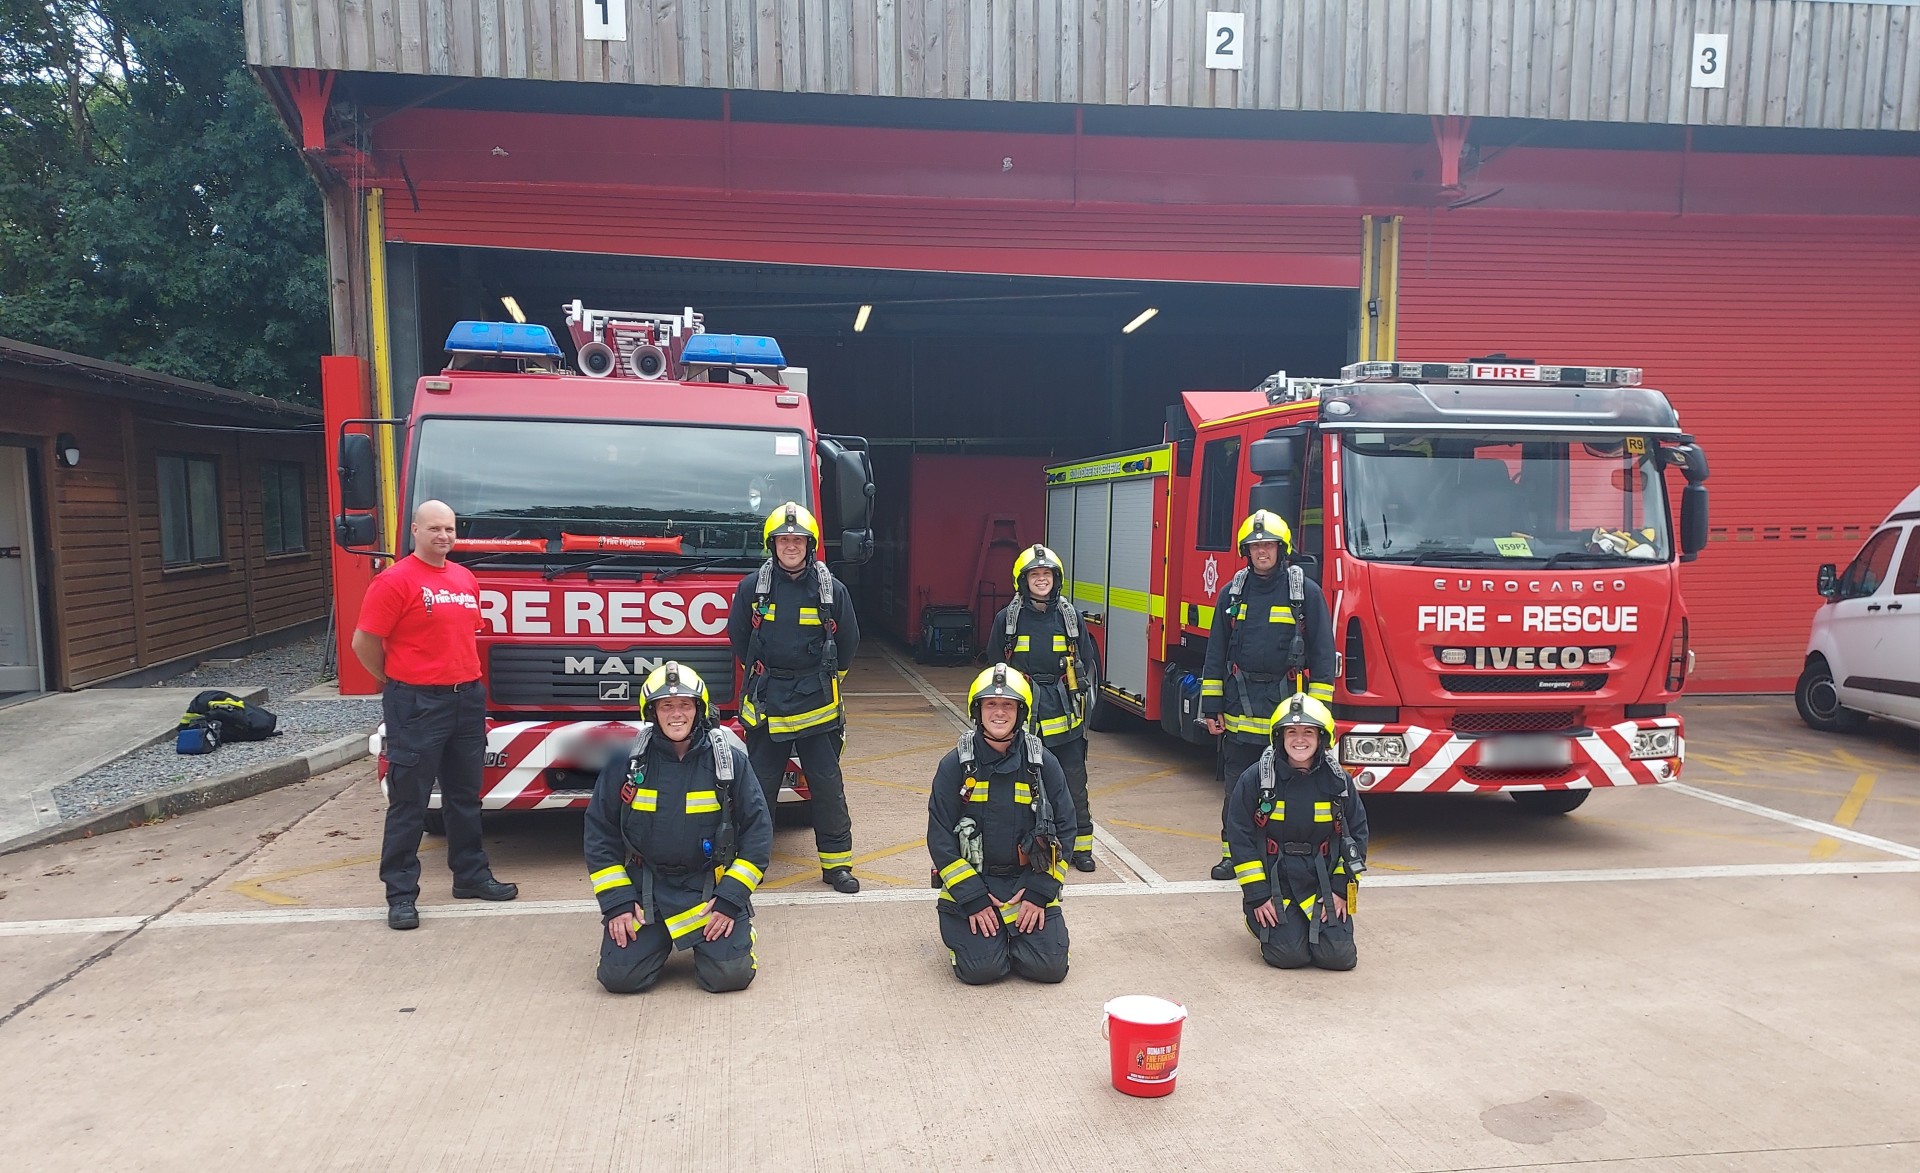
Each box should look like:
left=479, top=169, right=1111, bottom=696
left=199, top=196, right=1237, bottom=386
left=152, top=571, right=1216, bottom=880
left=1796, top=485, right=1920, bottom=733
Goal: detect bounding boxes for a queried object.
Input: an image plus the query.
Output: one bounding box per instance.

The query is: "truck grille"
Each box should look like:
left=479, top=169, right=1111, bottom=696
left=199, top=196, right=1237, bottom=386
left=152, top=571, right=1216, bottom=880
left=1439, top=674, right=1607, bottom=695
left=1462, top=765, right=1577, bottom=782
left=1451, top=711, right=1581, bottom=734
left=488, top=645, right=738, bottom=708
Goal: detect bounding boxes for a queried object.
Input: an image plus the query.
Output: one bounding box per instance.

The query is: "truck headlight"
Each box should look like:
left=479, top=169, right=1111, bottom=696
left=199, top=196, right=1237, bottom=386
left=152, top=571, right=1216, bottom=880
left=1340, top=734, right=1410, bottom=766
left=1630, top=728, right=1679, bottom=760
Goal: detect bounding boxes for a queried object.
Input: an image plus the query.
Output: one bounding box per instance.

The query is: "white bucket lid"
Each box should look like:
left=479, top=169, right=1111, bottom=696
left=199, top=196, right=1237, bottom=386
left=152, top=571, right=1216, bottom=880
left=1104, top=995, right=1187, bottom=1024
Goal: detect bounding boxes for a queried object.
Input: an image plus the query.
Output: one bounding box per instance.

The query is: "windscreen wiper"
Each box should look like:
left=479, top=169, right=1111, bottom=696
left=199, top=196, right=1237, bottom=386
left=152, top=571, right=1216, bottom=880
left=545, top=553, right=634, bottom=581
left=1539, top=550, right=1638, bottom=569
left=655, top=556, right=737, bottom=583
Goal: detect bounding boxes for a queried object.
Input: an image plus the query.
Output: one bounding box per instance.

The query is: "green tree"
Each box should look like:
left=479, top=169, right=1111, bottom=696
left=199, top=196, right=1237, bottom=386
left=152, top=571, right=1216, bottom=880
left=0, top=0, right=326, bottom=402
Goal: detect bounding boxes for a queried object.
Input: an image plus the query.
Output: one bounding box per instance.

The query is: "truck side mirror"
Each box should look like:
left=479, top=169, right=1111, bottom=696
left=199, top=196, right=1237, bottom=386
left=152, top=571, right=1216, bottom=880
left=335, top=513, right=378, bottom=548
left=1248, top=436, right=1296, bottom=476
left=840, top=528, right=874, bottom=564
left=817, top=434, right=876, bottom=564
left=338, top=432, right=378, bottom=512
left=1679, top=483, right=1709, bottom=562
left=1817, top=563, right=1838, bottom=598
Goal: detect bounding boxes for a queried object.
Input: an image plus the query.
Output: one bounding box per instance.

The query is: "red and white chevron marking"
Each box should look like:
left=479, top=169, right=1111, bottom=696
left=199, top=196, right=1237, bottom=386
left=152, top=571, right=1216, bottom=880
left=1342, top=715, right=1684, bottom=794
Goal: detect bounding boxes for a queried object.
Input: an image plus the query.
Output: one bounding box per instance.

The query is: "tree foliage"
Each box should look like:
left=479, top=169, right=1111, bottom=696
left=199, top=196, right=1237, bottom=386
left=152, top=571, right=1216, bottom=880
left=0, top=0, right=326, bottom=402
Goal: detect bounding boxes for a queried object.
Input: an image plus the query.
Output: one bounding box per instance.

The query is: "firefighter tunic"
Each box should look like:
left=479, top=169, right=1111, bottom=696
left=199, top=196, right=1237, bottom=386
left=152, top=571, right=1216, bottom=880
left=927, top=734, right=1077, bottom=985
left=726, top=560, right=862, bottom=742
left=1199, top=564, right=1338, bottom=748
left=994, top=597, right=1102, bottom=856
left=584, top=728, right=773, bottom=994
left=1223, top=751, right=1369, bottom=971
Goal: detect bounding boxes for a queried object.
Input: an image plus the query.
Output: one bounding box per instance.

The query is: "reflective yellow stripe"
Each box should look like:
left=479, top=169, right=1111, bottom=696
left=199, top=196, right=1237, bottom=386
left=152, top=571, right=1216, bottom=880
left=1038, top=711, right=1081, bottom=737
left=1014, top=635, right=1031, bottom=652
left=760, top=604, right=776, bottom=621
left=819, top=850, right=853, bottom=870
left=1052, top=635, right=1069, bottom=652
left=740, top=694, right=761, bottom=727
left=998, top=903, right=1020, bottom=924
left=939, top=859, right=979, bottom=890
left=685, top=790, right=721, bottom=814
left=1199, top=679, right=1225, bottom=697
left=1149, top=594, right=1165, bottom=619
left=1314, top=801, right=1333, bottom=823
left=665, top=904, right=710, bottom=940
left=766, top=678, right=842, bottom=736
left=966, top=779, right=989, bottom=803
left=1232, top=860, right=1264, bottom=886
left=798, top=607, right=822, bottom=626
left=1108, top=587, right=1152, bottom=614
left=1267, top=607, right=1296, bottom=625
left=1044, top=447, right=1171, bottom=482
left=1014, top=781, right=1033, bottom=805
left=722, top=859, right=764, bottom=892
left=1073, top=834, right=1094, bottom=852
left=1298, top=893, right=1318, bottom=916
left=1224, top=713, right=1275, bottom=735
left=1273, top=800, right=1286, bottom=819
left=1196, top=604, right=1216, bottom=629
left=589, top=865, right=631, bottom=894
left=1070, top=581, right=1107, bottom=606
left=1048, top=856, right=1069, bottom=882
left=630, top=788, right=658, bottom=812
left=1306, top=682, right=1335, bottom=701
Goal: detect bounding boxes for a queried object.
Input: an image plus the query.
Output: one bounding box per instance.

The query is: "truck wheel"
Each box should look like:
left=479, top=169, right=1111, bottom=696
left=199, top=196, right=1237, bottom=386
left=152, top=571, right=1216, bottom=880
left=1086, top=690, right=1132, bottom=733
left=1795, top=657, right=1868, bottom=733
left=423, top=808, right=446, bottom=836
left=1511, top=789, right=1589, bottom=815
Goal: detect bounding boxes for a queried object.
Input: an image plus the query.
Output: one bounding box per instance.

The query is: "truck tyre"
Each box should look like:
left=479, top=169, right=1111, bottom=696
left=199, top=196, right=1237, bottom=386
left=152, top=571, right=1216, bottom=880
left=1511, top=789, right=1589, bottom=815
left=423, top=808, right=446, bottom=836
left=1795, top=657, right=1868, bottom=733
left=1086, top=688, right=1132, bottom=733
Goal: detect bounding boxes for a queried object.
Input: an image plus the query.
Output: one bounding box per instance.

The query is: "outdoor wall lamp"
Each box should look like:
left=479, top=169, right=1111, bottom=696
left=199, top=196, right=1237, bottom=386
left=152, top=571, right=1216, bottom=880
left=55, top=433, right=80, bottom=468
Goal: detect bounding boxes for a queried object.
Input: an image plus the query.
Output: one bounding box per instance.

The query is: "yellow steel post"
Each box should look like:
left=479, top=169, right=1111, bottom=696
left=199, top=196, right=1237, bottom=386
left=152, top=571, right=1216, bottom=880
left=365, top=189, right=400, bottom=550
left=1380, top=215, right=1401, bottom=361
left=1357, top=215, right=1377, bottom=361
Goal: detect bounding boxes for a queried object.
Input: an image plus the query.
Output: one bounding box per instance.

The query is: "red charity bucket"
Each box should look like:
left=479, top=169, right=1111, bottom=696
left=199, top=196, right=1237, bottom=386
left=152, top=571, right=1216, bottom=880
left=1103, top=995, right=1188, bottom=1098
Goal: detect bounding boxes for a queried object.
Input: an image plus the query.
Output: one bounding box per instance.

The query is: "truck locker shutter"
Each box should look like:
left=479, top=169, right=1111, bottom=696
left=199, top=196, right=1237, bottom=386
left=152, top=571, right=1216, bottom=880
left=1396, top=215, right=1920, bottom=692
left=1069, top=484, right=1110, bottom=616
left=1046, top=486, right=1076, bottom=587
left=1104, top=480, right=1158, bottom=700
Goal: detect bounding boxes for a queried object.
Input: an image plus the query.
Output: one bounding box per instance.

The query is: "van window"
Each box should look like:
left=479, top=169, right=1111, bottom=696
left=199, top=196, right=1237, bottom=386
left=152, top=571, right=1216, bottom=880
left=1895, top=529, right=1920, bottom=596
left=1837, top=528, right=1901, bottom=599
left=1196, top=436, right=1241, bottom=551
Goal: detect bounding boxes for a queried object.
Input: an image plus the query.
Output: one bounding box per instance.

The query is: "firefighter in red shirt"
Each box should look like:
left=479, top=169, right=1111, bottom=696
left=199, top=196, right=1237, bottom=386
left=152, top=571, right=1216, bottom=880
left=353, top=500, right=518, bottom=930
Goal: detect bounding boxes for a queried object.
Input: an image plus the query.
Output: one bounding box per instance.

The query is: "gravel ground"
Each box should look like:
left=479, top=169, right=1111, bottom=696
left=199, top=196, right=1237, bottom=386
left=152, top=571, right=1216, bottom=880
left=52, top=634, right=382, bottom=820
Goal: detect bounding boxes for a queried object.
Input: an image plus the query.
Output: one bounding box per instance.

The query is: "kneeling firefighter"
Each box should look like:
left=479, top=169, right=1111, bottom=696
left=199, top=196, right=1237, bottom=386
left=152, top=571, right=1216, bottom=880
left=584, top=662, right=773, bottom=994
left=993, top=543, right=1102, bottom=872
left=926, top=664, right=1077, bottom=985
left=1224, top=692, right=1369, bottom=971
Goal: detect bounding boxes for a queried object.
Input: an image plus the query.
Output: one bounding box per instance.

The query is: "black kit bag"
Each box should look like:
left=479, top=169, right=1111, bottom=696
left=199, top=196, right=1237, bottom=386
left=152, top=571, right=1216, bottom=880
left=185, top=689, right=279, bottom=742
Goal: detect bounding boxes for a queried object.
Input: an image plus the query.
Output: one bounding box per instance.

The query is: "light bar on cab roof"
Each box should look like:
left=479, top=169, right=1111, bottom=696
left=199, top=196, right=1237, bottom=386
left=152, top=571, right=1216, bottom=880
left=1342, top=361, right=1642, bottom=387
left=445, top=321, right=563, bottom=357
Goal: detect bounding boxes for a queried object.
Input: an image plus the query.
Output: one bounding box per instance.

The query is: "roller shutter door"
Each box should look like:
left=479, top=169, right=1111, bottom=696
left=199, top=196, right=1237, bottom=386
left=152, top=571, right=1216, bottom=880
left=1396, top=213, right=1920, bottom=691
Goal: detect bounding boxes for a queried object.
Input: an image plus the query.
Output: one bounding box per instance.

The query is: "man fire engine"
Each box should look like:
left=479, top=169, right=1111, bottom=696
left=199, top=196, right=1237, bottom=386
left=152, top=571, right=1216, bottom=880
left=1045, top=358, right=1710, bottom=812
left=332, top=302, right=875, bottom=828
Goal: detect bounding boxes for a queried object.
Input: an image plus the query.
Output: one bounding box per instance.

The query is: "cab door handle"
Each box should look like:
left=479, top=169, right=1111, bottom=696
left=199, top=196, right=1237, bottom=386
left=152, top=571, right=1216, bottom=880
left=1866, top=603, right=1883, bottom=612
left=1888, top=602, right=1905, bottom=611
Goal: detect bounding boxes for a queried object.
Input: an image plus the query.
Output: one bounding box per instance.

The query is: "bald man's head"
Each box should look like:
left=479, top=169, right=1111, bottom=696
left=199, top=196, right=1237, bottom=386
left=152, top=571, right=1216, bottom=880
left=412, top=500, right=458, bottom=565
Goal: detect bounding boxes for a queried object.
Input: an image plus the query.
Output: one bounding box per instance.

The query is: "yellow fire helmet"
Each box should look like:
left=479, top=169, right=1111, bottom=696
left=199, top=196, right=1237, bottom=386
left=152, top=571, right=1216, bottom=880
left=967, top=662, right=1035, bottom=725
left=762, top=501, right=823, bottom=553
left=1010, top=543, right=1065, bottom=591
left=1236, top=509, right=1294, bottom=556
left=639, top=660, right=711, bottom=723
left=1271, top=691, right=1337, bottom=745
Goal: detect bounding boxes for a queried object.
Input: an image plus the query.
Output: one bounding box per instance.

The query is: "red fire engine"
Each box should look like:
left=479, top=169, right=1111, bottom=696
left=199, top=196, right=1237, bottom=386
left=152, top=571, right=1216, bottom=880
left=332, top=302, right=875, bottom=826
left=1048, top=359, right=1711, bottom=811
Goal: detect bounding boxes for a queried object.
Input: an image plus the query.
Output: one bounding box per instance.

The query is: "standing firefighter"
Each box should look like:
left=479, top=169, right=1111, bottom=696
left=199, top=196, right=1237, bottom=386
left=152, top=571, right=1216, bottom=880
left=1225, top=692, right=1369, bottom=971
left=727, top=502, right=864, bottom=893
left=994, top=544, right=1101, bottom=872
left=584, top=662, right=772, bottom=994
left=927, top=664, right=1076, bottom=985
left=1201, top=510, right=1336, bottom=880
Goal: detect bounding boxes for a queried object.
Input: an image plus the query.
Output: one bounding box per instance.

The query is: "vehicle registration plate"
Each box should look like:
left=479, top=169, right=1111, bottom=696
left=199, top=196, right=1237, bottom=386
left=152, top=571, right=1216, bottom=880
left=1476, top=735, right=1574, bottom=769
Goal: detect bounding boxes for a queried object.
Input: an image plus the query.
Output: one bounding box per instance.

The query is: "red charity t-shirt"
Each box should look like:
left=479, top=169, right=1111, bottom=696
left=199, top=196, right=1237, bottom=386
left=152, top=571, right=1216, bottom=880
left=356, top=555, right=484, bottom=685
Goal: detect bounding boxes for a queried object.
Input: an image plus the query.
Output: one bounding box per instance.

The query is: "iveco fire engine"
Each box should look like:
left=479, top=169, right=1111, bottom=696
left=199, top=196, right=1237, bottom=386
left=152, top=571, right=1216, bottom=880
left=1047, top=359, right=1710, bottom=811
left=334, top=302, right=875, bottom=826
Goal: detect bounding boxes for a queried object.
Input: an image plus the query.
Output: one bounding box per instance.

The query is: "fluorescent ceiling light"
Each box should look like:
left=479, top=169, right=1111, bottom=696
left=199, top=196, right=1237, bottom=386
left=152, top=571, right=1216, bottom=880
left=500, top=296, right=526, bottom=323
left=1122, top=307, right=1158, bottom=334
left=854, top=304, right=872, bottom=333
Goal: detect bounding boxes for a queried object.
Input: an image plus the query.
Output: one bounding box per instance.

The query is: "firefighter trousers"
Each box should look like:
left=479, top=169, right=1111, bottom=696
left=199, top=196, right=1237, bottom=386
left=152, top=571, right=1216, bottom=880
left=937, top=875, right=1070, bottom=985
left=379, top=682, right=493, bottom=905
left=597, top=873, right=757, bottom=994
left=1246, top=904, right=1357, bottom=971
left=1217, top=737, right=1266, bottom=856
left=747, top=726, right=854, bottom=871
left=1052, top=735, right=1094, bottom=856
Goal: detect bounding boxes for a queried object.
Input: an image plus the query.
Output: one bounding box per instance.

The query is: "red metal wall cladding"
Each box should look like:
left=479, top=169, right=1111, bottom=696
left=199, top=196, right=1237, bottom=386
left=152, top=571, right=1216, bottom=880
left=1396, top=212, right=1920, bottom=691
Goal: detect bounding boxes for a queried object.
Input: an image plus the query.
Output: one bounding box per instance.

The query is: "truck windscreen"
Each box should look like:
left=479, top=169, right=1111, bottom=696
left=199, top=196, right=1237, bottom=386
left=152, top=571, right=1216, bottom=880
left=1340, top=433, right=1673, bottom=565
left=412, top=418, right=811, bottom=554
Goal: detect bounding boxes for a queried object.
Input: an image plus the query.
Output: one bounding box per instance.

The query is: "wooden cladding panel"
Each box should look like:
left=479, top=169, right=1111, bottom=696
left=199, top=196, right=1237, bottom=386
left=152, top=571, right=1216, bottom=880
left=248, top=0, right=1920, bottom=130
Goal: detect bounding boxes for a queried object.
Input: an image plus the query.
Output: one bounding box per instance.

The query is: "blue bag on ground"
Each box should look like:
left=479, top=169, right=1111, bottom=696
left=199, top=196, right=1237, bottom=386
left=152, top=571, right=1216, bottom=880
left=175, top=718, right=222, bottom=755
left=184, top=689, right=279, bottom=742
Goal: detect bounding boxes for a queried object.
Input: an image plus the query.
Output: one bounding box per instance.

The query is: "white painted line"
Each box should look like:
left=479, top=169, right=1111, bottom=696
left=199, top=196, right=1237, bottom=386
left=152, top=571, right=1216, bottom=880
left=1669, top=782, right=1920, bottom=861
left=878, top=645, right=970, bottom=728
left=6, top=860, right=1916, bottom=938
left=1092, top=822, right=1167, bottom=887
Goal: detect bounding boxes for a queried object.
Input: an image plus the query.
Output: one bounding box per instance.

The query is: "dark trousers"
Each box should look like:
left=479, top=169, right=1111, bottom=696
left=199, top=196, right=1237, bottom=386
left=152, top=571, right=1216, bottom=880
left=746, top=726, right=854, bottom=868
left=1218, top=737, right=1266, bottom=856
left=379, top=682, right=492, bottom=905
left=938, top=875, right=1070, bottom=985
left=1052, top=736, right=1094, bottom=854
left=1247, top=904, right=1357, bottom=971
left=598, top=871, right=757, bottom=994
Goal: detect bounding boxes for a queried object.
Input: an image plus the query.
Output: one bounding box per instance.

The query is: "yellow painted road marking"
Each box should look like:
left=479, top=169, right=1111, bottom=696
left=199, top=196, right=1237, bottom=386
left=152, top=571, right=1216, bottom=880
left=228, top=842, right=442, bottom=907
left=1581, top=816, right=1807, bottom=853
left=1706, top=777, right=1920, bottom=809
left=1812, top=773, right=1877, bottom=860
left=760, top=837, right=929, bottom=890
left=1089, top=766, right=1189, bottom=797
left=841, top=772, right=933, bottom=795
